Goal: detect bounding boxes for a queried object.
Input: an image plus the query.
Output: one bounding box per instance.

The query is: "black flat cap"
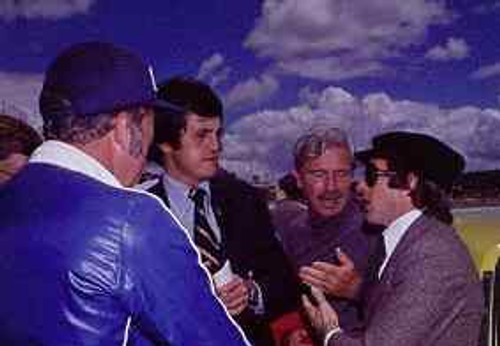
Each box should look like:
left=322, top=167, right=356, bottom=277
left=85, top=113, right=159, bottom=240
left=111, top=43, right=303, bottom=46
left=356, top=131, right=465, bottom=191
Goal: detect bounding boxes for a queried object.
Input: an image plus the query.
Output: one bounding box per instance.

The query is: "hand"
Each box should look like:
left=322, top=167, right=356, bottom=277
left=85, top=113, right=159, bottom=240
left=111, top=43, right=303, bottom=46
left=302, top=285, right=339, bottom=338
left=299, top=248, right=361, bottom=299
left=216, top=274, right=249, bottom=315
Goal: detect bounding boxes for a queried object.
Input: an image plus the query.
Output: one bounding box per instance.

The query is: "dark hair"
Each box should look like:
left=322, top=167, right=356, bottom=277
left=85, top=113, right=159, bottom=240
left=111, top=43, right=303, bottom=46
left=0, top=114, right=42, bottom=160
left=411, top=179, right=453, bottom=225
left=385, top=158, right=454, bottom=225
left=149, top=77, right=223, bottom=163
left=278, top=173, right=303, bottom=201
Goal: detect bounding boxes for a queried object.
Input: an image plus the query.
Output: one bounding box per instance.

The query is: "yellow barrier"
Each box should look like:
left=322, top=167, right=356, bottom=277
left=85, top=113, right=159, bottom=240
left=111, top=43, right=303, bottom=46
left=453, top=206, right=500, bottom=273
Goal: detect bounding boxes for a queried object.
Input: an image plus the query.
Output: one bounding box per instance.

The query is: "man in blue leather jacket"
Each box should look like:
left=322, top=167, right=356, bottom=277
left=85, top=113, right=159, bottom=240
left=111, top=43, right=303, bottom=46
left=0, top=42, right=248, bottom=345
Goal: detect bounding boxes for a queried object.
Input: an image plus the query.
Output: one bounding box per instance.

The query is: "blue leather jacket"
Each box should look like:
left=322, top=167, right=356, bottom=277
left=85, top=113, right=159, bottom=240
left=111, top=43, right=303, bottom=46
left=0, top=163, right=248, bottom=345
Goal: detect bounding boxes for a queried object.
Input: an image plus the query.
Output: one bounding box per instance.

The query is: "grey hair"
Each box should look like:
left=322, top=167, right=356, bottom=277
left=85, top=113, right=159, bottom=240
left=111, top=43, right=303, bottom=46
left=43, top=111, right=114, bottom=144
left=293, top=126, right=353, bottom=170
left=44, top=107, right=144, bottom=145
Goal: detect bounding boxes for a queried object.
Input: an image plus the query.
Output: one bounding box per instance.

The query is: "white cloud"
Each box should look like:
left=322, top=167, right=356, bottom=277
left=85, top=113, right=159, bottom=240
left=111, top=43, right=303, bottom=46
left=222, top=85, right=499, bottom=182
left=208, top=67, right=232, bottom=88
left=298, top=86, right=320, bottom=106
left=197, top=53, right=224, bottom=80
left=0, top=72, right=43, bottom=130
left=425, top=37, right=469, bottom=61
left=224, top=74, right=280, bottom=110
left=277, top=57, right=384, bottom=81
left=0, top=0, right=95, bottom=20
left=196, top=53, right=232, bottom=88
left=470, top=62, right=500, bottom=80
left=245, top=0, right=452, bottom=80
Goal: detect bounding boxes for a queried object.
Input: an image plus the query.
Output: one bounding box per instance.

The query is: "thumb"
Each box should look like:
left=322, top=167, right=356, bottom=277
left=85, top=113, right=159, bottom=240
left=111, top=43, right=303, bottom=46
left=310, top=285, right=328, bottom=306
left=336, top=247, right=353, bottom=267
left=302, top=293, right=318, bottom=319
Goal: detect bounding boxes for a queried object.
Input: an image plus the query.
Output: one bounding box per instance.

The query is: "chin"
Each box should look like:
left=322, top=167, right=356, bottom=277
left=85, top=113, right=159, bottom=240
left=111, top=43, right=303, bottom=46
left=317, top=207, right=343, bottom=218
left=197, top=168, right=218, bottom=181
left=366, top=213, right=385, bottom=226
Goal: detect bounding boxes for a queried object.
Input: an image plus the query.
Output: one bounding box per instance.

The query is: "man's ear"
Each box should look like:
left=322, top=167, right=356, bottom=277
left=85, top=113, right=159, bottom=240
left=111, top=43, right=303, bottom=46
left=158, top=142, right=174, bottom=155
left=407, top=172, right=419, bottom=191
left=112, top=111, right=130, bottom=151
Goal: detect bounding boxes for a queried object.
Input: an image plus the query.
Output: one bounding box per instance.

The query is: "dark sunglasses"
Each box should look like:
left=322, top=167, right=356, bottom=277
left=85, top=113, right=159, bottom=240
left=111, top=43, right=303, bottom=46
left=361, top=163, right=397, bottom=187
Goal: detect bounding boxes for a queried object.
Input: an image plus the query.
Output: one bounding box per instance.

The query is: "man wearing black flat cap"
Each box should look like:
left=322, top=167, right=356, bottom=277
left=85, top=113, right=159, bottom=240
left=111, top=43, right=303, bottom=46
left=0, top=42, right=248, bottom=345
left=302, top=131, right=483, bottom=346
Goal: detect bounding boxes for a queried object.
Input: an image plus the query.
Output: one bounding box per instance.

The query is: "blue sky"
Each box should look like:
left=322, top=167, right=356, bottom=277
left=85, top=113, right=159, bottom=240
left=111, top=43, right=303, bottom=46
left=1, top=0, right=500, bottom=181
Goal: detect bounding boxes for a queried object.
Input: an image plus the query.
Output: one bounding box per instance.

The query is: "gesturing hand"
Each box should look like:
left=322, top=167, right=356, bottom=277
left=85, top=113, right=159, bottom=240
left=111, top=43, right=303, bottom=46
left=299, top=248, right=361, bottom=299
left=302, top=285, right=339, bottom=338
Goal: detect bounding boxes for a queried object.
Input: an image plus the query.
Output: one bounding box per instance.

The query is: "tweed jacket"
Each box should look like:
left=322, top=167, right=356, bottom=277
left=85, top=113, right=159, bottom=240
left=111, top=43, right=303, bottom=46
left=0, top=162, right=248, bottom=345
left=329, top=214, right=483, bottom=346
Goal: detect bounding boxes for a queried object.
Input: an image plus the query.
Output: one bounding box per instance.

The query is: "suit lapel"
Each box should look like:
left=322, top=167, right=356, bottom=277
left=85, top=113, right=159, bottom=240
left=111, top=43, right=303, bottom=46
left=149, top=175, right=229, bottom=250
left=209, top=180, right=228, bottom=247
left=380, top=214, right=431, bottom=282
left=365, top=214, right=432, bottom=320
left=147, top=179, right=171, bottom=208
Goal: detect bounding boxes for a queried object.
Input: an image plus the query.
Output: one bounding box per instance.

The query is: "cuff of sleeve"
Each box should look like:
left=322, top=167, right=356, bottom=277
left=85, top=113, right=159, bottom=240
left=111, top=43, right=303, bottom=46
left=323, top=326, right=342, bottom=346
left=248, top=280, right=265, bottom=315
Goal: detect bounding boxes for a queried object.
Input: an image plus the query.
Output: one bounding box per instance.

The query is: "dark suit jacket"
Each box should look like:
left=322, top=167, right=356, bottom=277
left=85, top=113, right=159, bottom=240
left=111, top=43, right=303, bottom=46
left=330, top=214, right=483, bottom=346
left=149, top=170, right=300, bottom=346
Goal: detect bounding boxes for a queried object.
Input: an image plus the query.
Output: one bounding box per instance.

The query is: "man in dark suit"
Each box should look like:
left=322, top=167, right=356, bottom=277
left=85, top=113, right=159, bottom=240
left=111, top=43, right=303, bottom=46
left=144, top=77, right=299, bottom=345
left=302, top=131, right=483, bottom=346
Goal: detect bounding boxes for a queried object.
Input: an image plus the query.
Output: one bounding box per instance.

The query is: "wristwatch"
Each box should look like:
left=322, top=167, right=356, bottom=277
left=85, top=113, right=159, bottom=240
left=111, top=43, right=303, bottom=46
left=323, top=325, right=342, bottom=346
left=247, top=279, right=260, bottom=306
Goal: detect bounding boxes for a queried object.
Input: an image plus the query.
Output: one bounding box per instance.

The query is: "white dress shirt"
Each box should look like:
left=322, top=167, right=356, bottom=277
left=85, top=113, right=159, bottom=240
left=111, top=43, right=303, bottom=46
left=378, top=209, right=423, bottom=278
left=161, top=172, right=264, bottom=313
left=162, top=173, right=222, bottom=242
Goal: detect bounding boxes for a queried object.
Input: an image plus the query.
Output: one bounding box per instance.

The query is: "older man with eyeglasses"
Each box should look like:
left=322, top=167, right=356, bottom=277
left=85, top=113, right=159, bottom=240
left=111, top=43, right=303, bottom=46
left=273, top=127, right=384, bottom=343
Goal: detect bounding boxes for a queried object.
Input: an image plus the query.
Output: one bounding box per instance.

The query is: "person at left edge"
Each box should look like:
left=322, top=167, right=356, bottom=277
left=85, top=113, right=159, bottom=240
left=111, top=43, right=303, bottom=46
left=0, top=42, right=249, bottom=346
left=140, top=77, right=300, bottom=345
left=0, top=113, right=42, bottom=185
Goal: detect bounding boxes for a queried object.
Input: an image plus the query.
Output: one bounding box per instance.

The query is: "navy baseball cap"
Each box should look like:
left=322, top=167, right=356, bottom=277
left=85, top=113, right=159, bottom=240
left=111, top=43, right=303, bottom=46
left=356, top=131, right=465, bottom=191
left=39, top=41, right=181, bottom=120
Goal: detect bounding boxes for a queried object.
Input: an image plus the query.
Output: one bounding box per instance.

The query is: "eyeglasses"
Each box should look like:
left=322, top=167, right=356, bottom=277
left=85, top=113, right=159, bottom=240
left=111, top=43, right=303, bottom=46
left=305, top=169, right=352, bottom=181
left=357, top=164, right=397, bottom=187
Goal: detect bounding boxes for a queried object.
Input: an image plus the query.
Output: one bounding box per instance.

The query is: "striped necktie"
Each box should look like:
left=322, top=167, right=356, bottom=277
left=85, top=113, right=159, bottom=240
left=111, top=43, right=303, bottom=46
left=189, top=188, right=224, bottom=274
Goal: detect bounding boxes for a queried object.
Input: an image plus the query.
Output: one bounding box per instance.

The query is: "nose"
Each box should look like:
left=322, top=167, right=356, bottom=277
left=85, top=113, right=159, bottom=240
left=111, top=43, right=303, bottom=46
left=326, top=173, right=339, bottom=190
left=208, top=133, right=221, bottom=153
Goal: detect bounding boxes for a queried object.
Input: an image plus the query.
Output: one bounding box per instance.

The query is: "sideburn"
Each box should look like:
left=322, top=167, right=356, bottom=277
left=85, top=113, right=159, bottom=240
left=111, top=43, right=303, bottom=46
left=127, top=119, right=143, bottom=159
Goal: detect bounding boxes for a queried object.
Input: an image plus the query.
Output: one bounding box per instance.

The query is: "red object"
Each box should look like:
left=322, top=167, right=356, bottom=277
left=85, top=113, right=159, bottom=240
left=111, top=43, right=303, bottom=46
left=270, top=311, right=313, bottom=345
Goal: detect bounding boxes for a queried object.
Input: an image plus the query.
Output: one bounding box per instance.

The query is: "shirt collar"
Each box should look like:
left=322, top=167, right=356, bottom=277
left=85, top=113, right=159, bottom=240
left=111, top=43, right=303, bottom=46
left=30, top=140, right=122, bottom=188
left=163, top=173, right=211, bottom=202
left=379, top=208, right=422, bottom=277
